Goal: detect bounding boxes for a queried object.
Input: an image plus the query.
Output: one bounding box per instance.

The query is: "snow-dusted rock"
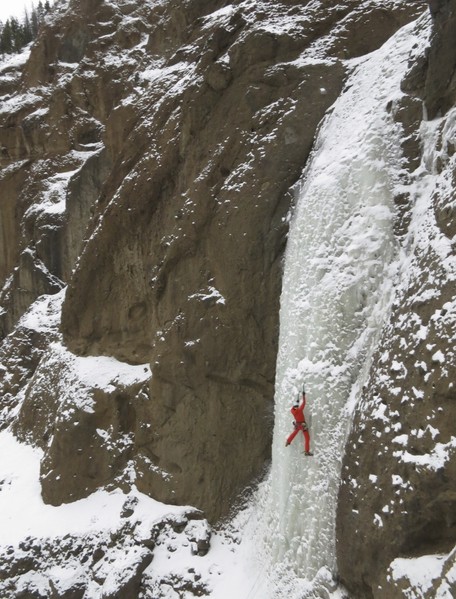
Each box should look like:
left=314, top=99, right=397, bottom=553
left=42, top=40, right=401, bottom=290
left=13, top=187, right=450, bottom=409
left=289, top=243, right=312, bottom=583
left=337, top=4, right=456, bottom=595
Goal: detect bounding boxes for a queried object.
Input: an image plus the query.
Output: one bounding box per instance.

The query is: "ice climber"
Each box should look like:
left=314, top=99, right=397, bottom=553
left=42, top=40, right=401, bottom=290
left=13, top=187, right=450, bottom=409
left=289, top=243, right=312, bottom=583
left=285, top=391, right=313, bottom=456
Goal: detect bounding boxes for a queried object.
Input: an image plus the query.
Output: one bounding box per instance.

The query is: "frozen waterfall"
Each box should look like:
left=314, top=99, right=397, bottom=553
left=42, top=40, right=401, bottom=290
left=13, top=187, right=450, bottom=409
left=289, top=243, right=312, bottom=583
left=242, top=20, right=424, bottom=599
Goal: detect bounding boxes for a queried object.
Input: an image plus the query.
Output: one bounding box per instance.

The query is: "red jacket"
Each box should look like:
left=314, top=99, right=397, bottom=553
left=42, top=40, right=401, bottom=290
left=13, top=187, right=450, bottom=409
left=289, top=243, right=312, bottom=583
left=291, top=394, right=306, bottom=424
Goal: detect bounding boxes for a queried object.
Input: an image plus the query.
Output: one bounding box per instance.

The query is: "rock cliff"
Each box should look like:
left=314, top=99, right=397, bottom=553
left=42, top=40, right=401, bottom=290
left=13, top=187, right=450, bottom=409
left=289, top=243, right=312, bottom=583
left=337, top=1, right=456, bottom=597
left=1, top=0, right=424, bottom=521
left=2, top=0, right=455, bottom=597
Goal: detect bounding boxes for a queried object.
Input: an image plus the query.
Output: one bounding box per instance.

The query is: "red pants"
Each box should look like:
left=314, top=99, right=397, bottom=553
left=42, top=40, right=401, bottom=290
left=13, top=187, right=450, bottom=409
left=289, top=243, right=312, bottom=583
left=287, top=424, right=310, bottom=453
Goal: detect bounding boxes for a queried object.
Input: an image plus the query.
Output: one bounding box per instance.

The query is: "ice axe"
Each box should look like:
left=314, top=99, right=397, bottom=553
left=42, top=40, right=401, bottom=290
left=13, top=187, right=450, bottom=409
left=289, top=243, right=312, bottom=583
left=297, top=384, right=306, bottom=403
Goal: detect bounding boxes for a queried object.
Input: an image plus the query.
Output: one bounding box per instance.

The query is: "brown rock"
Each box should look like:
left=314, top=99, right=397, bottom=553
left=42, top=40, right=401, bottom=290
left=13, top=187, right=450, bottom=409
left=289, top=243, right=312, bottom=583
left=58, top=3, right=351, bottom=521
left=424, top=0, right=456, bottom=118
left=12, top=343, right=151, bottom=504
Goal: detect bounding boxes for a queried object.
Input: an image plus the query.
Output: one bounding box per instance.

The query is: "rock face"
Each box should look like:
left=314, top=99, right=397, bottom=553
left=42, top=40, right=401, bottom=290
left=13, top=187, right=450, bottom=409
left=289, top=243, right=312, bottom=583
left=0, top=0, right=426, bottom=525
left=3, top=0, right=455, bottom=596
left=425, top=0, right=456, bottom=118
left=336, top=2, right=456, bottom=597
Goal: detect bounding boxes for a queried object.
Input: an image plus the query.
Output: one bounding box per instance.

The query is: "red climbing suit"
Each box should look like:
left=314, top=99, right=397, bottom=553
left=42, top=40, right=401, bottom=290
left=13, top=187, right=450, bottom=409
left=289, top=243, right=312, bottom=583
left=286, top=393, right=310, bottom=453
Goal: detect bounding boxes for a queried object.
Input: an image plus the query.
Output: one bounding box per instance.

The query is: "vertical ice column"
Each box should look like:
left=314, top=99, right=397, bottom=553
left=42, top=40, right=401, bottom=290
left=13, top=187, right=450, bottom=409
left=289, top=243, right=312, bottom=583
left=256, top=20, right=426, bottom=592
